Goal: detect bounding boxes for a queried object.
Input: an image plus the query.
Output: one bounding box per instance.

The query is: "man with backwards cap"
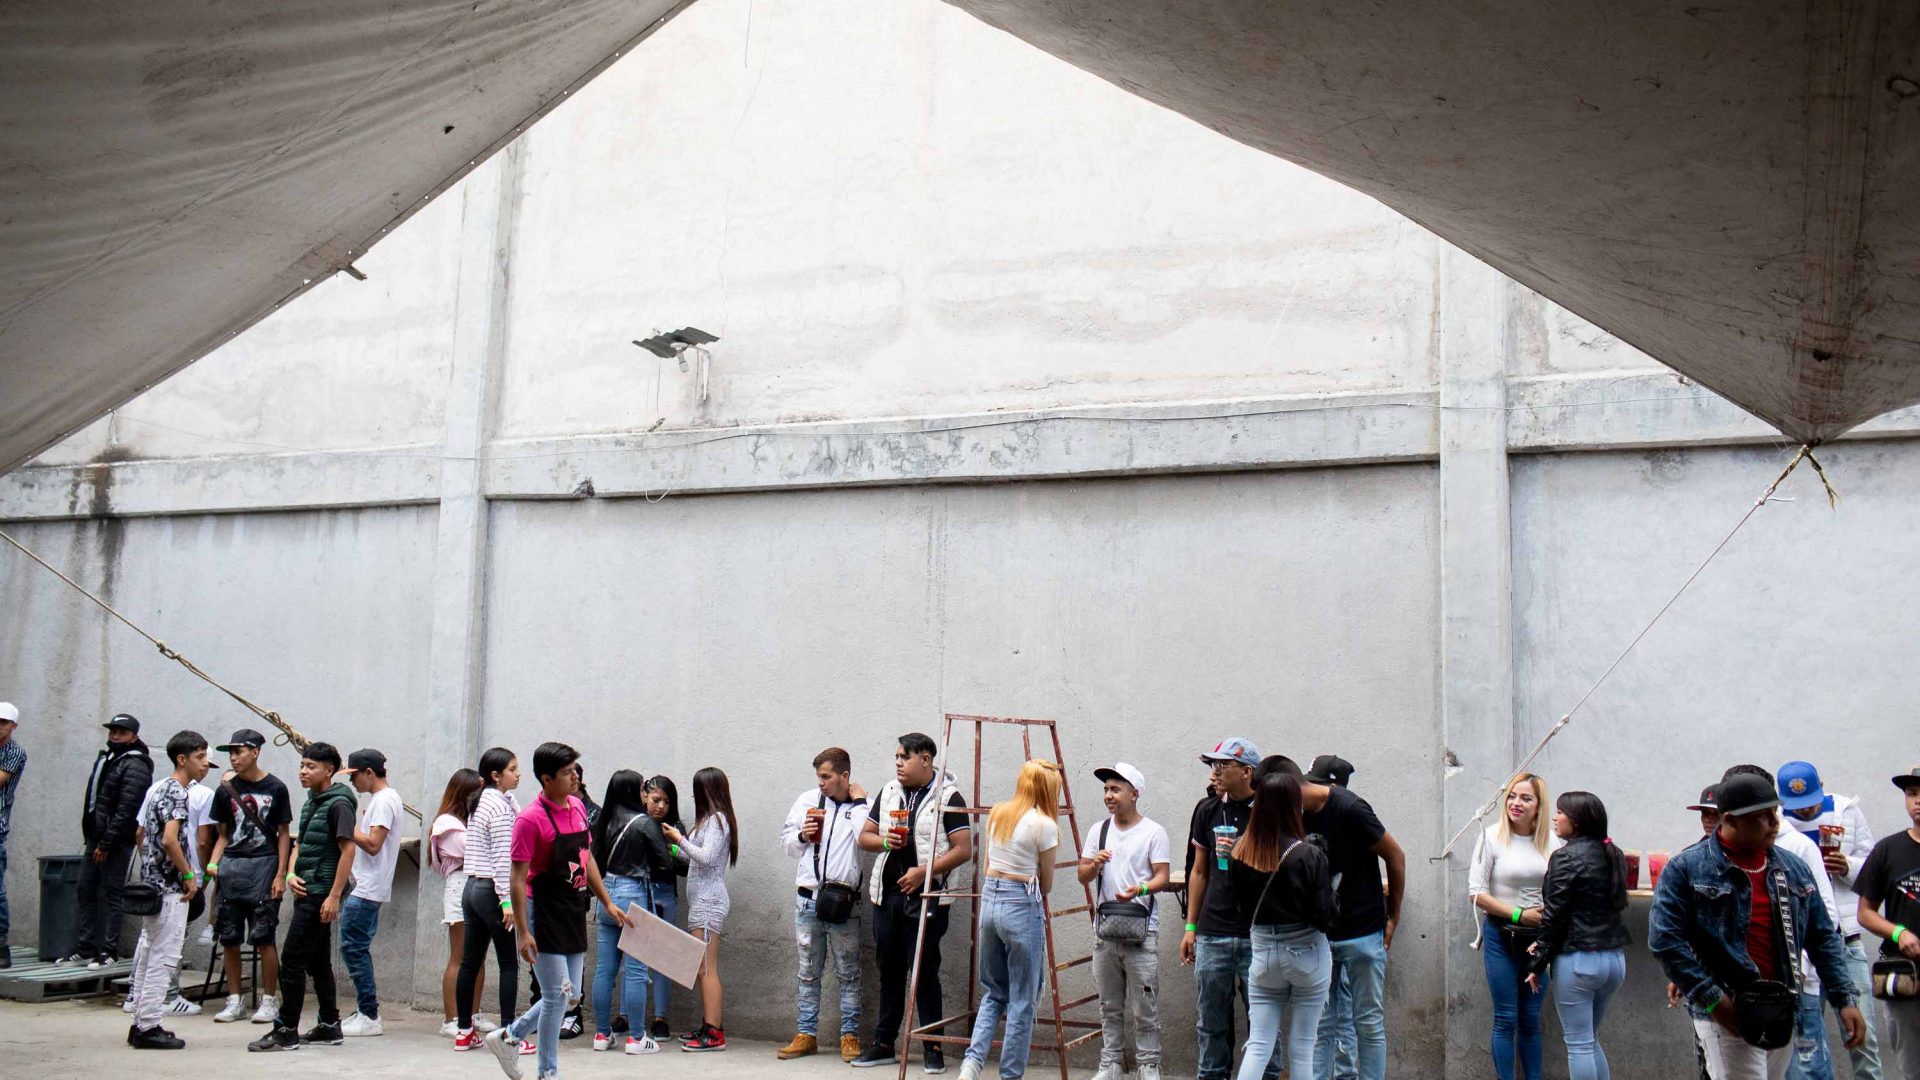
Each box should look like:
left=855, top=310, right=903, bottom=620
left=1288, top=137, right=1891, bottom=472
left=1302, top=755, right=1358, bottom=1080
left=1776, top=760, right=1884, bottom=1080
left=1854, top=762, right=1920, bottom=1077
left=1080, top=761, right=1170, bottom=1080
left=1651, top=768, right=1866, bottom=1080
left=0, top=701, right=23, bottom=968
left=338, top=748, right=404, bottom=1037
left=72, top=713, right=154, bottom=967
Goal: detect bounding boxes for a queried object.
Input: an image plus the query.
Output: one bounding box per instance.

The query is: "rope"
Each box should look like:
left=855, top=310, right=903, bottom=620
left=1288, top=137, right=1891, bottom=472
left=1436, top=444, right=1833, bottom=859
left=0, top=526, right=424, bottom=823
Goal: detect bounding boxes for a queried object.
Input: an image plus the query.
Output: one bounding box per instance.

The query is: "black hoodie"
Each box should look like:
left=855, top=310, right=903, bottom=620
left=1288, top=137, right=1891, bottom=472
left=81, top=739, right=153, bottom=849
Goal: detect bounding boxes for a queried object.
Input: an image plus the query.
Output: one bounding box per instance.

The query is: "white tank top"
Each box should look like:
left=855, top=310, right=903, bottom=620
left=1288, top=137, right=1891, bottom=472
left=987, top=808, right=1060, bottom=879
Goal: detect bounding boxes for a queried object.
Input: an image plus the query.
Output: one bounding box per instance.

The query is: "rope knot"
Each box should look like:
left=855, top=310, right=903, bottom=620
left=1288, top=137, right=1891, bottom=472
left=155, top=641, right=182, bottom=661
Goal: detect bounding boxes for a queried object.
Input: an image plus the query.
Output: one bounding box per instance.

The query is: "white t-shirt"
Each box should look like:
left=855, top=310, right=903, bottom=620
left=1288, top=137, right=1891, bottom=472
left=351, top=786, right=406, bottom=902
left=1083, top=814, right=1172, bottom=930
left=987, top=808, right=1060, bottom=880
left=138, top=777, right=215, bottom=871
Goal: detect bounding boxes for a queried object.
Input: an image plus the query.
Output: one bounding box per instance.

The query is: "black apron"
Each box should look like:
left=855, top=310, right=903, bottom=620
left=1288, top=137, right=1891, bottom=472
left=531, top=799, right=591, bottom=955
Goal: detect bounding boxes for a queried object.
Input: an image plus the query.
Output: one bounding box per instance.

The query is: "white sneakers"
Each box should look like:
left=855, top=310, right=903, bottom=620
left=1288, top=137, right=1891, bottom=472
left=485, top=1027, right=525, bottom=1080
left=592, top=1033, right=613, bottom=1052
left=253, top=995, right=279, bottom=1024
left=625, top=1035, right=661, bottom=1055
left=1138, top=1064, right=1164, bottom=1080
left=1090, top=1066, right=1124, bottom=1080
left=472, top=1014, right=500, bottom=1033
left=163, top=995, right=203, bottom=1016
left=340, top=1011, right=384, bottom=1037
left=215, top=995, right=251, bottom=1023
left=957, top=1058, right=983, bottom=1080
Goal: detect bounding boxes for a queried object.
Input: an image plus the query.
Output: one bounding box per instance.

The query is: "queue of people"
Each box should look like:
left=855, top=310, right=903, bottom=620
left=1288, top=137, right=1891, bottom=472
left=2, top=699, right=1916, bottom=1080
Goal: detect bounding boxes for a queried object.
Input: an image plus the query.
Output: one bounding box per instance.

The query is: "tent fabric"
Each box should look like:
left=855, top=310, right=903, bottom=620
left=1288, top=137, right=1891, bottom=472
left=4, top=2, right=1917, bottom=471
left=0, top=0, right=688, bottom=473
left=947, top=0, right=1920, bottom=445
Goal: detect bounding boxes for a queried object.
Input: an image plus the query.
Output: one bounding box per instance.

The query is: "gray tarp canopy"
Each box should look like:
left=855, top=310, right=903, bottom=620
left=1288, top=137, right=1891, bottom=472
left=3, top=0, right=1917, bottom=471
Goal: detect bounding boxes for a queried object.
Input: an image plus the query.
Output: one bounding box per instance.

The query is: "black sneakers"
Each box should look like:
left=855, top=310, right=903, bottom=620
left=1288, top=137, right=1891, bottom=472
left=128, top=1024, right=186, bottom=1050
left=611, top=1014, right=629, bottom=1035
left=924, top=1045, right=946, bottom=1074
left=649, top=1018, right=671, bottom=1040
left=248, top=1025, right=303, bottom=1052
left=302, top=1021, right=345, bottom=1045
left=559, top=1006, right=584, bottom=1040
left=851, top=1044, right=899, bottom=1068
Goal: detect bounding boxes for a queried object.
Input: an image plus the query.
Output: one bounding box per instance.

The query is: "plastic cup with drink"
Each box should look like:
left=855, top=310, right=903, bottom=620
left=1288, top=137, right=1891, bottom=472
left=1213, top=824, right=1239, bottom=870
left=1818, top=824, right=1845, bottom=854
left=888, top=808, right=911, bottom=849
left=804, top=806, right=826, bottom=843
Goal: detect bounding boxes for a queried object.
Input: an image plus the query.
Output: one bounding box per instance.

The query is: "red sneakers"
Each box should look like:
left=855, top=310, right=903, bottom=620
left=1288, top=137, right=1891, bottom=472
left=682, top=1025, right=726, bottom=1052
left=454, top=1028, right=479, bottom=1052
left=519, top=1039, right=537, bottom=1056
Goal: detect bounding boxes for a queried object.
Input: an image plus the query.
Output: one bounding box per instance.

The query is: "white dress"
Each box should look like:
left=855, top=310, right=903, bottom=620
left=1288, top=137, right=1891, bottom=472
left=683, top=814, right=732, bottom=933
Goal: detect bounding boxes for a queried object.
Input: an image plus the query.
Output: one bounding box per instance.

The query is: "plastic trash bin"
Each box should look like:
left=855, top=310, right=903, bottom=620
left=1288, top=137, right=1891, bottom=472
left=38, top=855, right=85, bottom=962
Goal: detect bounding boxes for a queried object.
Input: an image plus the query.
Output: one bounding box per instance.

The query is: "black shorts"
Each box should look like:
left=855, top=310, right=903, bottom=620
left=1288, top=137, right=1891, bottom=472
left=213, top=856, right=281, bottom=948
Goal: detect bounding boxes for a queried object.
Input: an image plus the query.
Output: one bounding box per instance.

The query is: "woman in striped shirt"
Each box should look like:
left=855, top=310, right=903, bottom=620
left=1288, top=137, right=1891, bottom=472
left=454, top=747, right=524, bottom=1049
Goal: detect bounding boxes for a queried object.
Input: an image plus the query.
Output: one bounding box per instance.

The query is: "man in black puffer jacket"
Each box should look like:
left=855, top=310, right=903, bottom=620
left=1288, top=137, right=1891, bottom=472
left=71, top=713, right=154, bottom=966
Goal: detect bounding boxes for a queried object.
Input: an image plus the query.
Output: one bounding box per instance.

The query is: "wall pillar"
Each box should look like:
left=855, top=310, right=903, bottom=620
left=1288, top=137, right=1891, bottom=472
left=408, top=143, right=523, bottom=1007
left=1436, top=247, right=1516, bottom=1075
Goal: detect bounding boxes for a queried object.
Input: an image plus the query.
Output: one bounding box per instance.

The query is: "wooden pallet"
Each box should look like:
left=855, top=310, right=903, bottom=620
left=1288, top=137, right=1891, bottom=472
left=0, top=947, right=134, bottom=1002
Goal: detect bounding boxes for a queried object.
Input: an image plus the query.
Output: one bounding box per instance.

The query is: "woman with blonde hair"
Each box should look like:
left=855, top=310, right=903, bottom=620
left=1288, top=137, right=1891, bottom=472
left=960, top=759, right=1062, bottom=1080
left=1466, top=772, right=1561, bottom=1080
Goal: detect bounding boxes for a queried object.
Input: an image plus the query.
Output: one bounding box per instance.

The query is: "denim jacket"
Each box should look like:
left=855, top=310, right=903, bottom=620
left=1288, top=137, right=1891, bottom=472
left=1648, top=833, right=1858, bottom=1013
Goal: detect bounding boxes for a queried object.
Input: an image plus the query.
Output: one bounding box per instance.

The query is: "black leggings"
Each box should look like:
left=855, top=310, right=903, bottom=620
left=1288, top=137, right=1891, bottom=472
left=456, top=876, right=519, bottom=1028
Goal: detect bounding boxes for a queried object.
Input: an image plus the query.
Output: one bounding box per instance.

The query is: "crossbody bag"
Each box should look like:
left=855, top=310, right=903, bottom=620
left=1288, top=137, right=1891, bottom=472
left=1734, top=863, right=1802, bottom=1051
left=812, top=794, right=860, bottom=924
left=1093, top=819, right=1153, bottom=945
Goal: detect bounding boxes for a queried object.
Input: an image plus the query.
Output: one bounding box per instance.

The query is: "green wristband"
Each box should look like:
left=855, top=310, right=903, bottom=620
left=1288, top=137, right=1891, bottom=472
left=1511, top=907, right=1524, bottom=925
left=285, top=872, right=297, bottom=885
left=1704, top=996, right=1720, bottom=1016
left=1895, top=925, right=1908, bottom=945
left=1184, top=923, right=1198, bottom=934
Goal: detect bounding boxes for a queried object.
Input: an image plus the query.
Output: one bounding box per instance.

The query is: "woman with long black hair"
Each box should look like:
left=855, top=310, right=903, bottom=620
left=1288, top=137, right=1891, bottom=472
left=588, top=770, right=659, bottom=1054
left=639, top=775, right=688, bottom=1040
left=454, top=747, right=522, bottom=1050
left=1525, top=792, right=1631, bottom=1080
left=1228, top=769, right=1339, bottom=1080
left=664, top=767, right=739, bottom=1052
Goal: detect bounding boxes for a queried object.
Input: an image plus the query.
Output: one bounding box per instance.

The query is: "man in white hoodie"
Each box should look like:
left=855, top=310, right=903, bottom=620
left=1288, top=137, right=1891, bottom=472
left=1778, top=760, right=1882, bottom=1080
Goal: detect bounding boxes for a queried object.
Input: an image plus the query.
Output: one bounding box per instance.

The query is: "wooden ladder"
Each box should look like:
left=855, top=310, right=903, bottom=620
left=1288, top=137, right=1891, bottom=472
left=899, top=712, right=1101, bottom=1080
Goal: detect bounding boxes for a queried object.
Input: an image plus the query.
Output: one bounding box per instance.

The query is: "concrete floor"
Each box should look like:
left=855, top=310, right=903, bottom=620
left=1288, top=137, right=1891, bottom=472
left=9, top=999, right=1082, bottom=1080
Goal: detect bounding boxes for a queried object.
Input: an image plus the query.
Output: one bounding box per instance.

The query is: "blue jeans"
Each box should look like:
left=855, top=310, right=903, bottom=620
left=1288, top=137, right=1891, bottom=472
left=644, top=881, right=677, bottom=1021
left=1195, top=935, right=1283, bottom=1080
left=797, top=893, right=862, bottom=1037
left=1483, top=918, right=1550, bottom=1080
left=1315, top=932, right=1387, bottom=1080
left=1552, top=948, right=1625, bottom=1080
left=1324, top=964, right=1357, bottom=1080
left=337, top=895, right=383, bottom=1018
left=1784, top=990, right=1835, bottom=1080
left=0, top=834, right=10, bottom=943
left=1837, top=937, right=1883, bottom=1080
left=1240, top=925, right=1332, bottom=1080
left=511, top=949, right=584, bottom=1077
left=967, top=879, right=1046, bottom=1078
left=592, top=876, right=651, bottom=1037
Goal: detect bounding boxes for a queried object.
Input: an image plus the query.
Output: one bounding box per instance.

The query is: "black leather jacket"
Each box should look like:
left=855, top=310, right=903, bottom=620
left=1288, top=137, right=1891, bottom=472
left=592, top=807, right=686, bottom=883
left=1528, top=836, right=1632, bottom=975
left=81, top=739, right=153, bottom=849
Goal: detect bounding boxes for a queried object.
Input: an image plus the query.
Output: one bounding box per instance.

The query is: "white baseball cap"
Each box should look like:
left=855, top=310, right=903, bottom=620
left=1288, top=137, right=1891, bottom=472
left=1094, top=762, right=1146, bottom=799
left=0, top=701, right=18, bottom=724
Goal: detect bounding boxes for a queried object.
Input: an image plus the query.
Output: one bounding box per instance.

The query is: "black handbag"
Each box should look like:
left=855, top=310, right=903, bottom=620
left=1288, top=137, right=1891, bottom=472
left=122, top=846, right=163, bottom=918
left=811, top=795, right=858, bottom=925
left=1872, top=957, right=1919, bottom=1001
left=1734, top=980, right=1798, bottom=1049
left=1092, top=821, right=1152, bottom=945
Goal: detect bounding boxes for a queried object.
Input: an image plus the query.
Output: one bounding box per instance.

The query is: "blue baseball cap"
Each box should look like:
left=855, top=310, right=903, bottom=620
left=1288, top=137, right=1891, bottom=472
left=1200, top=737, right=1261, bottom=767
left=1777, top=761, right=1825, bottom=811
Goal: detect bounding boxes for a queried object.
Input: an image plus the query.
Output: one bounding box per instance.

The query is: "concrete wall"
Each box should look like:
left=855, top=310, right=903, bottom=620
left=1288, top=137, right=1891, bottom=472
left=4, top=0, right=1920, bottom=1076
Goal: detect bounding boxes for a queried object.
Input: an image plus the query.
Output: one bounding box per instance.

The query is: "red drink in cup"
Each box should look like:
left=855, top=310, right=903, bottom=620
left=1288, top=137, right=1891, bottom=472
left=1819, top=824, right=1845, bottom=855
left=1647, top=850, right=1669, bottom=888
left=888, top=808, right=910, bottom=848
left=1623, top=849, right=1641, bottom=890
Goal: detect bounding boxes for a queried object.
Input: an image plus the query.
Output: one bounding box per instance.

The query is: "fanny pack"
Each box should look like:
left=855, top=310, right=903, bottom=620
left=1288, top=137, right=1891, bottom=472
left=1093, top=820, right=1151, bottom=945
left=1499, top=920, right=1542, bottom=952
left=1736, top=862, right=1803, bottom=1050
left=811, top=796, right=858, bottom=925
left=1873, top=958, right=1919, bottom=1001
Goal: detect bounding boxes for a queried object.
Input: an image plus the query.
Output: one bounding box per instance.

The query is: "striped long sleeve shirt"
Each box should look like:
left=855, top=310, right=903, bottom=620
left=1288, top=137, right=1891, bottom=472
left=468, top=786, right=521, bottom=903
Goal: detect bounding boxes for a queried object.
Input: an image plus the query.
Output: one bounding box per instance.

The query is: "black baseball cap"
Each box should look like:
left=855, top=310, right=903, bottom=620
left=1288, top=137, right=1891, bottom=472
left=1715, top=773, right=1780, bottom=818
left=1685, top=785, right=1718, bottom=812
left=215, top=728, right=267, bottom=752
left=103, top=713, right=139, bottom=734
left=1306, top=754, right=1355, bottom=787
left=346, top=748, right=387, bottom=773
